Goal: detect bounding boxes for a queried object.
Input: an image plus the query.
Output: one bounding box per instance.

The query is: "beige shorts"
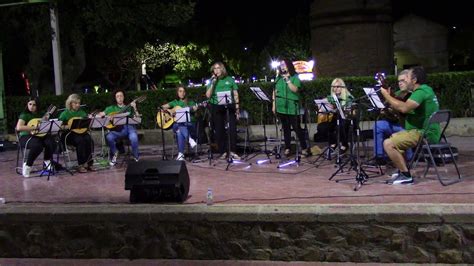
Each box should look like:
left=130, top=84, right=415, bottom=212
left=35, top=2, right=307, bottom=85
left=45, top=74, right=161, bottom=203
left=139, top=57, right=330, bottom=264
left=388, top=129, right=422, bottom=153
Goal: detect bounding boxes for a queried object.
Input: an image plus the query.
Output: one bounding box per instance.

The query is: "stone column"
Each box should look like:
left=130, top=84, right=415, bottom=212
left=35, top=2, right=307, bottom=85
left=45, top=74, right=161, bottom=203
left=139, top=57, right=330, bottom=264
left=310, top=0, right=393, bottom=77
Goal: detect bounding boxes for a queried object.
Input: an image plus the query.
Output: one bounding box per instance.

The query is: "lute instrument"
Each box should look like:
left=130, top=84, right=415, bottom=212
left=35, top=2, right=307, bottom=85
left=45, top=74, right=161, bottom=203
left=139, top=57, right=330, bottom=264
left=156, top=101, right=207, bottom=129
left=27, top=105, right=57, bottom=137
left=105, top=95, right=147, bottom=130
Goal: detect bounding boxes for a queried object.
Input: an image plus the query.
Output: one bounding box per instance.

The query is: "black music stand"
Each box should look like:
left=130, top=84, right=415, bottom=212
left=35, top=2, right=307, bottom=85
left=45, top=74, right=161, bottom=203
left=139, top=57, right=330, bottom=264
left=362, top=87, right=386, bottom=173
left=91, top=116, right=110, bottom=166
left=245, top=87, right=273, bottom=164
left=112, top=114, right=141, bottom=164
left=156, top=108, right=170, bottom=160
left=214, top=91, right=250, bottom=171
left=312, top=98, right=336, bottom=167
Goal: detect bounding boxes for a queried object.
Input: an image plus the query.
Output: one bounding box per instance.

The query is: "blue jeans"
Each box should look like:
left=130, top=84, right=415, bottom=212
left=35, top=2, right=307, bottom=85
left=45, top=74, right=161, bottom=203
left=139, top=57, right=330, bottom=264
left=373, top=120, right=412, bottom=160
left=173, top=122, right=196, bottom=153
left=106, top=125, right=139, bottom=159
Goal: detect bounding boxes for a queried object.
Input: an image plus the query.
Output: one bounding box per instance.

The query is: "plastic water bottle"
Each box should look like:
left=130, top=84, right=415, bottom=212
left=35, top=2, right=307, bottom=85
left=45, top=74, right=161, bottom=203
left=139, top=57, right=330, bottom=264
left=206, top=188, right=213, bottom=206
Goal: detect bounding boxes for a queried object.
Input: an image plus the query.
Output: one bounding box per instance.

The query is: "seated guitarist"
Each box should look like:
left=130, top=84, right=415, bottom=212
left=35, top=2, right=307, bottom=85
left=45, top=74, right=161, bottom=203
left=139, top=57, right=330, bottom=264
left=373, top=69, right=413, bottom=165
left=161, top=85, right=198, bottom=161
left=15, top=97, right=56, bottom=178
left=99, top=89, right=140, bottom=165
left=58, top=94, right=95, bottom=173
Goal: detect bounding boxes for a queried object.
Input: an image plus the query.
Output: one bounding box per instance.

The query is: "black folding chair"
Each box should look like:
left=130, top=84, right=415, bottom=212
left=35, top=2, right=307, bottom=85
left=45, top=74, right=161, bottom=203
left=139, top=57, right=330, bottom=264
left=409, top=110, right=462, bottom=186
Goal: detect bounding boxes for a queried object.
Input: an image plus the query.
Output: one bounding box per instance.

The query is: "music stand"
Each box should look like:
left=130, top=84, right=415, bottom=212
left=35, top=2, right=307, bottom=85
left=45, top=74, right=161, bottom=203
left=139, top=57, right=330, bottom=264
left=91, top=116, right=110, bottom=165
left=215, top=92, right=249, bottom=171
left=70, top=118, right=92, bottom=132
left=156, top=108, right=170, bottom=160
left=245, top=87, right=273, bottom=164
left=312, top=99, right=336, bottom=167
left=36, top=119, right=72, bottom=180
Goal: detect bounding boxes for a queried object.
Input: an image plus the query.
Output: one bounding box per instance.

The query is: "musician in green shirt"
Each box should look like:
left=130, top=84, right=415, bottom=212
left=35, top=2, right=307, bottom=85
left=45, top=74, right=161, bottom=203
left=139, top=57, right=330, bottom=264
left=381, top=66, right=440, bottom=184
left=15, top=97, right=55, bottom=177
left=272, top=59, right=309, bottom=157
left=161, top=85, right=198, bottom=161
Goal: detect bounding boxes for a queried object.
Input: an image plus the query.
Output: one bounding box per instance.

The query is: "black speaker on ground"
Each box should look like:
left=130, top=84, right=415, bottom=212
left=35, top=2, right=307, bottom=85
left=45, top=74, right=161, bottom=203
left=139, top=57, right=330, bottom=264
left=125, top=160, right=190, bottom=203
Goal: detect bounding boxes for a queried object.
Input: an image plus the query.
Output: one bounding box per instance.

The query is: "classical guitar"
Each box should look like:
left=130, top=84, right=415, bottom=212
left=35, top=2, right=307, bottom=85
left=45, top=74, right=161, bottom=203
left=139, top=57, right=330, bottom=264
left=156, top=101, right=207, bottom=129
left=105, top=95, right=147, bottom=130
left=27, top=105, right=57, bottom=137
left=375, top=72, right=411, bottom=124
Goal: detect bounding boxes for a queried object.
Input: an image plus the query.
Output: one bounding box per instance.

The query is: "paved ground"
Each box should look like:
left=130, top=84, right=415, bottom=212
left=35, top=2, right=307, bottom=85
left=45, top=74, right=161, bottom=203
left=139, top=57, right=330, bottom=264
left=0, top=136, right=472, bottom=205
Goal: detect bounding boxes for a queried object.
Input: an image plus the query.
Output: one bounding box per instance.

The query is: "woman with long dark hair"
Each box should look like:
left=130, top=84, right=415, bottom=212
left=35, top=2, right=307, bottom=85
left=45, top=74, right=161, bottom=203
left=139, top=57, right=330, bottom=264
left=16, top=97, right=56, bottom=177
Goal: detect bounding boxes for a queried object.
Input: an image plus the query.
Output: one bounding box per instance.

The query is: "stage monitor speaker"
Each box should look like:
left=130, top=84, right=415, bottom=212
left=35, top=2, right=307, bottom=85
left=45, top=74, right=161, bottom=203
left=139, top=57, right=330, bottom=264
left=125, top=160, right=190, bottom=203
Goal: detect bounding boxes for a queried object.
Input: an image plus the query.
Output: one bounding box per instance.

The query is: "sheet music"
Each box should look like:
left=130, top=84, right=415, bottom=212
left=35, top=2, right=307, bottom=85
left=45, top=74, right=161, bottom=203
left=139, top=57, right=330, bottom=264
left=250, top=87, right=270, bottom=102
left=37, top=119, right=63, bottom=134
left=363, top=87, right=385, bottom=109
left=175, top=107, right=191, bottom=123
left=216, top=91, right=232, bottom=105
left=91, top=116, right=110, bottom=129
left=314, top=99, right=335, bottom=113
left=332, top=94, right=346, bottom=120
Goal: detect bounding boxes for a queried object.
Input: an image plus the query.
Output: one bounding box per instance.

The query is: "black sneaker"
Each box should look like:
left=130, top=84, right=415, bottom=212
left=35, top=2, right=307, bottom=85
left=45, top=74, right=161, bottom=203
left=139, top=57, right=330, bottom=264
left=391, top=173, right=414, bottom=185
left=385, top=171, right=400, bottom=184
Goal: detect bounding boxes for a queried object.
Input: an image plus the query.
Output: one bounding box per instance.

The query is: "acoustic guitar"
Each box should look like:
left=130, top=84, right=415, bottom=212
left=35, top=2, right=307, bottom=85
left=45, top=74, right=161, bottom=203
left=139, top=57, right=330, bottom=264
left=156, top=101, right=207, bottom=129
left=375, top=72, right=411, bottom=124
left=105, top=95, right=147, bottom=130
left=27, top=105, right=57, bottom=137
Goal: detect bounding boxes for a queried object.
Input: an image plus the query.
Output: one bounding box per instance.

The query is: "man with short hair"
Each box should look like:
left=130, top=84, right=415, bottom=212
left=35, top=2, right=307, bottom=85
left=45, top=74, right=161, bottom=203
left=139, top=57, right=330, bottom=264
left=381, top=66, right=440, bottom=184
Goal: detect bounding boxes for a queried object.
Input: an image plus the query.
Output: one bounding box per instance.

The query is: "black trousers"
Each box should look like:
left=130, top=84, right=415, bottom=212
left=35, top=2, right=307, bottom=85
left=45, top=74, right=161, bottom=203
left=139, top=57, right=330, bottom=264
left=210, top=104, right=237, bottom=154
left=64, top=132, right=94, bottom=166
left=328, top=116, right=354, bottom=148
left=20, top=135, right=55, bottom=166
left=278, top=113, right=308, bottom=150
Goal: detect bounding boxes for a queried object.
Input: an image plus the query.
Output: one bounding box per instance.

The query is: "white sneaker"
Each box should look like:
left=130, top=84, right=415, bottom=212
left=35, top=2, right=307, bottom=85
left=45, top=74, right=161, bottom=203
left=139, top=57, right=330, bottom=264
left=109, top=152, right=118, bottom=166
left=188, top=138, right=197, bottom=149
left=176, top=152, right=185, bottom=161
left=23, top=163, right=31, bottom=178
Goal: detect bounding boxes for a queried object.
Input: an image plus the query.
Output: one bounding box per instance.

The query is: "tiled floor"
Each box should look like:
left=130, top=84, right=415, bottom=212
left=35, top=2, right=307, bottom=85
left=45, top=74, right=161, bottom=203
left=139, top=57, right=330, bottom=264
left=1, top=137, right=473, bottom=205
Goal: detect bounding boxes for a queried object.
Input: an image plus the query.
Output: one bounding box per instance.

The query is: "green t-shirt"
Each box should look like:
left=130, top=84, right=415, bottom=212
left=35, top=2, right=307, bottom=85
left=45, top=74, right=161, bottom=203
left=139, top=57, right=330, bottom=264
left=275, top=75, right=302, bottom=115
left=405, top=84, right=440, bottom=143
left=168, top=99, right=196, bottom=122
left=18, top=111, right=41, bottom=136
left=58, top=109, right=88, bottom=124
left=208, top=76, right=238, bottom=105
left=103, top=105, right=135, bottom=117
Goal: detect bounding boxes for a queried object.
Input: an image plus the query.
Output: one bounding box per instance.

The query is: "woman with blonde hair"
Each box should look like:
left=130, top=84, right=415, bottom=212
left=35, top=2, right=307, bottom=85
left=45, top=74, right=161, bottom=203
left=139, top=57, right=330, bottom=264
left=58, top=94, right=95, bottom=173
left=326, top=78, right=354, bottom=152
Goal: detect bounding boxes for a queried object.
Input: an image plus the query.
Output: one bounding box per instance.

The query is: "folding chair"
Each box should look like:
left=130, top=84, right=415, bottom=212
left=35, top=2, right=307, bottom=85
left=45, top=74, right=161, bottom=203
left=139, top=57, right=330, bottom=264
left=15, top=130, right=31, bottom=175
left=409, top=110, right=462, bottom=186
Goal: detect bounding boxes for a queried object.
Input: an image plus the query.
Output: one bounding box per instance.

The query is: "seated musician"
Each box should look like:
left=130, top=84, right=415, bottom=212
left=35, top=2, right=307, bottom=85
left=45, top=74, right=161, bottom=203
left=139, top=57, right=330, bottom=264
left=99, top=89, right=140, bottom=165
left=381, top=66, right=440, bottom=184
left=15, top=97, right=56, bottom=178
left=161, top=85, right=198, bottom=161
left=373, top=69, right=413, bottom=165
left=58, top=94, right=95, bottom=173
left=326, top=78, right=354, bottom=153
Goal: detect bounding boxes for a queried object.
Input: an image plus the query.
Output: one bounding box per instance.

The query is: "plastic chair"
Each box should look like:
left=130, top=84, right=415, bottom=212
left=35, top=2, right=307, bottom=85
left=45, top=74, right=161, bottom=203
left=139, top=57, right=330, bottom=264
left=409, top=110, right=462, bottom=186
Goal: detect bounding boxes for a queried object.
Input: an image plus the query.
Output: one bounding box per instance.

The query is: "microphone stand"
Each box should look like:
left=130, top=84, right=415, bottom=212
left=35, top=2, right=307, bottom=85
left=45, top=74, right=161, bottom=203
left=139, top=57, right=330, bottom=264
left=157, top=107, right=168, bottom=160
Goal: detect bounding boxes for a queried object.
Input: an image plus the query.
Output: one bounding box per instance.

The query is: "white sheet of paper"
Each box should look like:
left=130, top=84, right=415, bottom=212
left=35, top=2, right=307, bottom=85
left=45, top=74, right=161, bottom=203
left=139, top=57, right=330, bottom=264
left=332, top=94, right=346, bottom=120
left=216, top=91, right=232, bottom=105
left=250, top=87, right=270, bottom=102
left=175, top=107, right=191, bottom=123
left=38, top=119, right=63, bottom=134
left=314, top=99, right=335, bottom=113
left=91, top=116, right=110, bottom=129
left=363, top=87, right=385, bottom=109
